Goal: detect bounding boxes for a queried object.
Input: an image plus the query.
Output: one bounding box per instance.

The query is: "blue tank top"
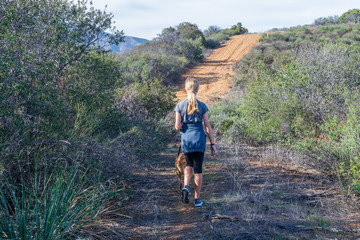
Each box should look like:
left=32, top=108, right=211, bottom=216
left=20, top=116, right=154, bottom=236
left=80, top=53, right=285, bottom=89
left=174, top=99, right=209, bottom=153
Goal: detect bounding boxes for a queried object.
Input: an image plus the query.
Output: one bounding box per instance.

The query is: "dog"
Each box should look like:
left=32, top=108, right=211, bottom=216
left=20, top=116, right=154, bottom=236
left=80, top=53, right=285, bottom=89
left=175, top=146, right=186, bottom=190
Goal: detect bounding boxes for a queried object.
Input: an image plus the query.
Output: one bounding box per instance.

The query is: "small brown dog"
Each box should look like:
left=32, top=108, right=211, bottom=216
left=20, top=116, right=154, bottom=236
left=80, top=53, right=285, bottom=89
left=175, top=147, right=186, bottom=190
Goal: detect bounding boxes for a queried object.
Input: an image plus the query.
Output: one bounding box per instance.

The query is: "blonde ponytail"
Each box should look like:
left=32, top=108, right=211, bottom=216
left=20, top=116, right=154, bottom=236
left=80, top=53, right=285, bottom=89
left=185, top=77, right=199, bottom=115
left=187, top=92, right=198, bottom=115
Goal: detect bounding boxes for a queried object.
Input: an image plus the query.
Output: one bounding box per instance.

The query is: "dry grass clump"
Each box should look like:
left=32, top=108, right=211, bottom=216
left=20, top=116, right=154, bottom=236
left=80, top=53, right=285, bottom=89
left=205, top=144, right=359, bottom=239
left=259, top=145, right=321, bottom=173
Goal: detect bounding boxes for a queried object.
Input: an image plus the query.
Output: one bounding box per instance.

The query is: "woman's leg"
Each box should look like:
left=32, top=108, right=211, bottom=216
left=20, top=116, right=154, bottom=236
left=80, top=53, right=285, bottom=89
left=193, top=151, right=204, bottom=199
left=194, top=173, right=202, bottom=199
left=182, top=165, right=192, bottom=203
left=184, top=166, right=193, bottom=187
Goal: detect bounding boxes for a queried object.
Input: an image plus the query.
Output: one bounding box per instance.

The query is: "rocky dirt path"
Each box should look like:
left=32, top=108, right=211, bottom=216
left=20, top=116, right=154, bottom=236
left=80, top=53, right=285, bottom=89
left=115, top=145, right=359, bottom=239
left=176, top=33, right=260, bottom=105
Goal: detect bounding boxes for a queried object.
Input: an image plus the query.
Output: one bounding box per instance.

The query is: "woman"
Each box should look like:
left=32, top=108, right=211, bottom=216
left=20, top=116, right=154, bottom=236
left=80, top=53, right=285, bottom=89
left=175, top=77, right=216, bottom=207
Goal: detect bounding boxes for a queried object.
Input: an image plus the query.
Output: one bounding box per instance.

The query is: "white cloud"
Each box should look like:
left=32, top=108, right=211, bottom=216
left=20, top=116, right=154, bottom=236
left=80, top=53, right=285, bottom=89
left=91, top=0, right=360, bottom=39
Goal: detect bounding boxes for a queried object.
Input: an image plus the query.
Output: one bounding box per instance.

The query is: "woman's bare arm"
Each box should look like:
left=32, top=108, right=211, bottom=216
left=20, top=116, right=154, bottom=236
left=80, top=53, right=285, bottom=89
left=203, top=113, right=214, bottom=143
left=175, top=112, right=182, bottom=130
left=203, top=112, right=216, bottom=155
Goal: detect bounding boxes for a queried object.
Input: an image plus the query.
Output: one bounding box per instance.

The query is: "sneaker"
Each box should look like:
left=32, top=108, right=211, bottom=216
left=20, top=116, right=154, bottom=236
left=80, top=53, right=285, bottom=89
left=181, top=187, right=190, bottom=204
left=194, top=199, right=203, bottom=207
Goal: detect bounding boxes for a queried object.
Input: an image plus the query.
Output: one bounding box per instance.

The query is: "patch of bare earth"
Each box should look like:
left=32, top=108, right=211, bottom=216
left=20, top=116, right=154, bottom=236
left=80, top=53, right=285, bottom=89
left=97, top=145, right=359, bottom=239
left=176, top=33, right=260, bottom=106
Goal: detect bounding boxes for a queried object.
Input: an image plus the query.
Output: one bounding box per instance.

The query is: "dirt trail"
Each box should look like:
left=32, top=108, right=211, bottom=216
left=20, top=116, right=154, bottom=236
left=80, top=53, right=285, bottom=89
left=176, top=33, right=260, bottom=105
left=95, top=34, right=359, bottom=239
left=116, top=146, right=359, bottom=239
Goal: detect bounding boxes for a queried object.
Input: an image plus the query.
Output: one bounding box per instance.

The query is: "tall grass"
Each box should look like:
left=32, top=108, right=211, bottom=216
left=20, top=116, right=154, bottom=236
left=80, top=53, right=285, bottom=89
left=0, top=168, right=106, bottom=240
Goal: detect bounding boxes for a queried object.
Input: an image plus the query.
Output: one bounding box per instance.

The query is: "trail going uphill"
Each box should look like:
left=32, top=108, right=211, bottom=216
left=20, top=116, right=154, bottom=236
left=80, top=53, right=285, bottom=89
left=176, top=33, right=260, bottom=105
left=98, top=34, right=359, bottom=240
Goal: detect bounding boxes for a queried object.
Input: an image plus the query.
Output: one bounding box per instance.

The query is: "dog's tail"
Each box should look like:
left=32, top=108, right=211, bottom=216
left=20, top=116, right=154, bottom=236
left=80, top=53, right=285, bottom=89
left=176, top=166, right=183, bottom=190
left=176, top=144, right=183, bottom=190
left=177, top=144, right=182, bottom=156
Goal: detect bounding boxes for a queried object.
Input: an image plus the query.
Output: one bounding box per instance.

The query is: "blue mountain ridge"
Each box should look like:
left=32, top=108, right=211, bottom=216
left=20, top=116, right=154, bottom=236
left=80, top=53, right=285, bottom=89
left=104, top=35, right=148, bottom=54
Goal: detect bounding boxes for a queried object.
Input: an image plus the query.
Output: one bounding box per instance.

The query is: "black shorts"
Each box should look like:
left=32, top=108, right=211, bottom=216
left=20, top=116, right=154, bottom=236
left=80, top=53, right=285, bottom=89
left=185, top=151, right=204, bottom=174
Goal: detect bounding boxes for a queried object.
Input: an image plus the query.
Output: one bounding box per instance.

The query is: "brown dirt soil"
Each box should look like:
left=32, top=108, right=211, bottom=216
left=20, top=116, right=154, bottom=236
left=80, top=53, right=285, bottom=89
left=176, top=33, right=260, bottom=105
left=92, top=145, right=360, bottom=239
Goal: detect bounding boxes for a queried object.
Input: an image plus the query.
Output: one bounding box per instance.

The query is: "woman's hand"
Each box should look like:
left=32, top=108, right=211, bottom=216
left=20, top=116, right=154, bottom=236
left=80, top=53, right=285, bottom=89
left=210, top=144, right=216, bottom=156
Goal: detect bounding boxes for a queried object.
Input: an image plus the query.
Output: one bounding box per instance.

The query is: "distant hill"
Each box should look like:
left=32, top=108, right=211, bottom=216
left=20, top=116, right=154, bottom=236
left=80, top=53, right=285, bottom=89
left=105, top=36, right=148, bottom=54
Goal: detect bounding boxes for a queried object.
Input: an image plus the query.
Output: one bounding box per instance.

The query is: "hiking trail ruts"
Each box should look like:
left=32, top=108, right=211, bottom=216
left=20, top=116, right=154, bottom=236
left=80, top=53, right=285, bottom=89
left=176, top=33, right=260, bottom=105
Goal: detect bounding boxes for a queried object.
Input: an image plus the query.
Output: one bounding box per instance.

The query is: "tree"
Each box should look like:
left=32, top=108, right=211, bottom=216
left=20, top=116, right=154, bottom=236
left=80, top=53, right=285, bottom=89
left=339, top=9, right=360, bottom=23
left=204, top=25, right=221, bottom=37
left=176, top=22, right=206, bottom=43
left=313, top=15, right=339, bottom=25
left=152, top=22, right=205, bottom=62
left=155, top=27, right=178, bottom=50
left=230, top=22, right=248, bottom=34
left=0, top=0, right=124, bottom=174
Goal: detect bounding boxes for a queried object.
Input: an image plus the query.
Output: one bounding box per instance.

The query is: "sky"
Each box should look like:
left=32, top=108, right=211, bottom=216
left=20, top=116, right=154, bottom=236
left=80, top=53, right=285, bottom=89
left=91, top=0, right=359, bottom=40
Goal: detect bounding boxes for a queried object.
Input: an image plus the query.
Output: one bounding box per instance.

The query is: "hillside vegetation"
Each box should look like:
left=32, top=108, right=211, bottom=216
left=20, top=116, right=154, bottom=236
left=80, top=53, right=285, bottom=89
left=0, top=0, right=247, bottom=238
left=2, top=0, right=359, bottom=237
left=211, top=9, right=360, bottom=197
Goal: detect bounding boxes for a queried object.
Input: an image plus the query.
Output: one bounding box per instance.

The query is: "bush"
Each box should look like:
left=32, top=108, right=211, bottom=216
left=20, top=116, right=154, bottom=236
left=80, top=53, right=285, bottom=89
left=205, top=38, right=220, bottom=49
left=237, top=43, right=360, bottom=143
left=204, top=25, right=221, bottom=37
left=232, top=45, right=294, bottom=88
left=175, top=39, right=204, bottom=61
left=0, top=168, right=108, bottom=240
left=316, top=102, right=360, bottom=195
left=221, top=38, right=360, bottom=195
left=313, top=15, right=340, bottom=25
left=119, top=52, right=187, bottom=84
left=230, top=22, right=248, bottom=34
left=205, top=32, right=229, bottom=49
left=339, top=9, right=360, bottom=23
left=0, top=0, right=127, bottom=182
left=220, top=29, right=239, bottom=37
left=153, top=22, right=206, bottom=63
left=115, top=78, right=176, bottom=120
left=210, top=98, right=245, bottom=138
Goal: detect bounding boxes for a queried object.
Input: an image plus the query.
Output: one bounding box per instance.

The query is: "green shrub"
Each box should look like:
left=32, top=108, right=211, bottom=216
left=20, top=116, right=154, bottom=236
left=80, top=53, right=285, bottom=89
left=220, top=29, right=238, bottom=36
left=224, top=30, right=360, bottom=195
left=339, top=9, right=360, bottom=23
left=205, top=32, right=231, bottom=49
left=119, top=52, right=187, bottom=84
left=205, top=38, right=220, bottom=49
left=203, top=25, right=221, bottom=37
left=212, top=32, right=230, bottom=42
left=0, top=0, right=126, bottom=178
left=238, top=72, right=310, bottom=144
left=313, top=15, right=340, bottom=25
left=230, top=22, right=248, bottom=34
left=120, top=78, right=176, bottom=119
left=0, top=168, right=107, bottom=240
left=318, top=103, right=360, bottom=195
left=174, top=39, right=204, bottom=61
left=210, top=98, right=249, bottom=144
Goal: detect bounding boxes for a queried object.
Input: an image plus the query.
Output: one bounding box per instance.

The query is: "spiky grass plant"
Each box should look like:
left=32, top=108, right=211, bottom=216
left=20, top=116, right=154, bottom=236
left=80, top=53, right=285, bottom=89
left=0, top=168, right=105, bottom=239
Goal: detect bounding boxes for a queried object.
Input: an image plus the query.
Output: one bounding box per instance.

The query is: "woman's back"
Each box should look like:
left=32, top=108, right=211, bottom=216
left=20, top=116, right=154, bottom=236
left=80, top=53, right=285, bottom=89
left=175, top=99, right=209, bottom=124
left=175, top=99, right=208, bottom=154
